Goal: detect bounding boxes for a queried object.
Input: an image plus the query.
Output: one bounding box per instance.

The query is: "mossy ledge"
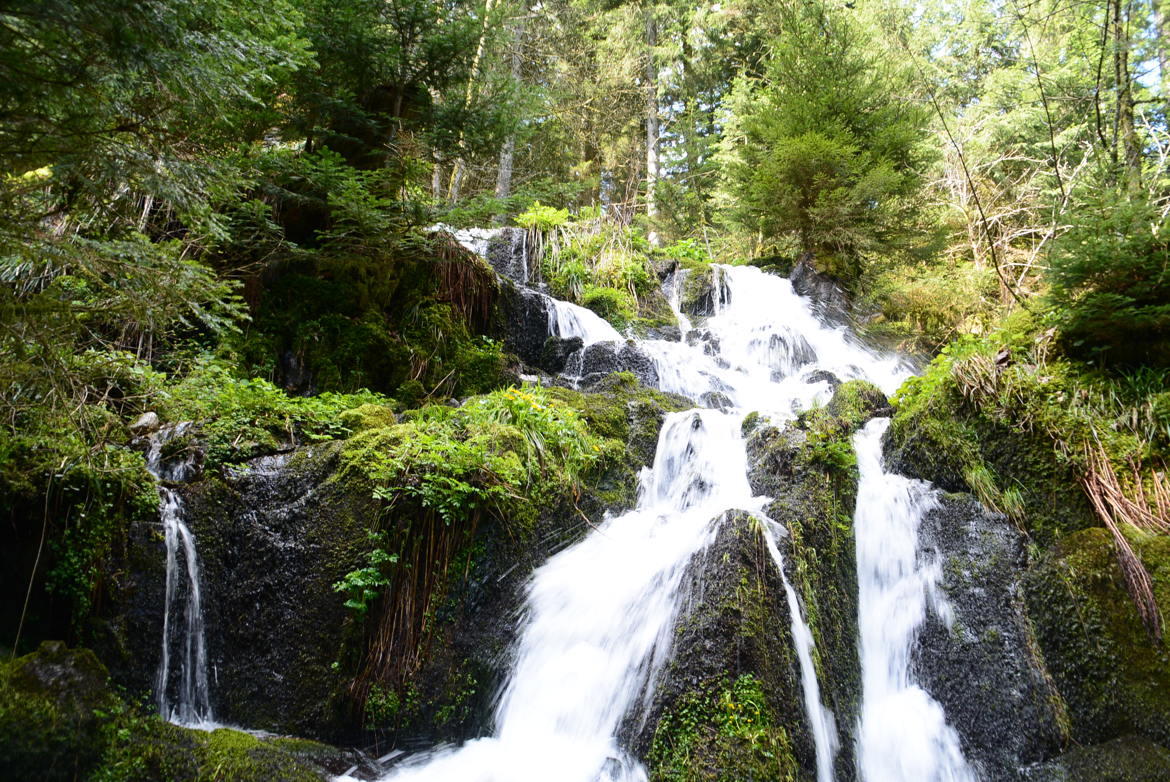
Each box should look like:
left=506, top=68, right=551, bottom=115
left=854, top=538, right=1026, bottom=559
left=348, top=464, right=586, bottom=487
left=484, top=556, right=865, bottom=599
left=0, top=641, right=367, bottom=782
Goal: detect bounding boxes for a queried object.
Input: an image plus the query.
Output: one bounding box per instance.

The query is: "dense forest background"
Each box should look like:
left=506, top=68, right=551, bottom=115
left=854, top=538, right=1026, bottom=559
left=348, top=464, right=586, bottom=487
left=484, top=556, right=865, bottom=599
left=3, top=0, right=1170, bottom=709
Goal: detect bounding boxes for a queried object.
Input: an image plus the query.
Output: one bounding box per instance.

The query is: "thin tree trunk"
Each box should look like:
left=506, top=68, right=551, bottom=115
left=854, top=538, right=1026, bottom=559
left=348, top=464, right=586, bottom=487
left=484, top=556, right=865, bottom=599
left=644, top=3, right=660, bottom=246
left=494, top=15, right=524, bottom=211
left=1114, top=0, right=1141, bottom=189
left=449, top=0, right=500, bottom=202
left=1155, top=0, right=1169, bottom=115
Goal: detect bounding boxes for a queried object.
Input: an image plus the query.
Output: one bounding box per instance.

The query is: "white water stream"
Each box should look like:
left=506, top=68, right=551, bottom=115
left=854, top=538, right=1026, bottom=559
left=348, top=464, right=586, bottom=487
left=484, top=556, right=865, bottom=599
left=853, top=418, right=976, bottom=782
left=336, top=260, right=980, bottom=782
left=145, top=425, right=217, bottom=728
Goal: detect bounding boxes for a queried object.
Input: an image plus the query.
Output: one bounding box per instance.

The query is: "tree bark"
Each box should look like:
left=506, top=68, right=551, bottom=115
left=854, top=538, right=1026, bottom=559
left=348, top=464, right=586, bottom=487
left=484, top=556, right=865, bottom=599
left=494, top=14, right=524, bottom=209
left=644, top=3, right=660, bottom=245
left=449, top=0, right=500, bottom=202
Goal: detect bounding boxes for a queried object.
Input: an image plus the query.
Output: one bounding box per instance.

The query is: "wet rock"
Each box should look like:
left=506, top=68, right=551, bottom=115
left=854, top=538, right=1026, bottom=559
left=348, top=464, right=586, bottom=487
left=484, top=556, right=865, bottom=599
left=632, top=323, right=682, bottom=342
left=130, top=411, right=160, bottom=437
left=485, top=227, right=532, bottom=286
left=680, top=266, right=731, bottom=318
left=805, top=369, right=842, bottom=390
left=699, top=391, right=733, bottom=411
left=573, top=342, right=659, bottom=390
left=766, top=330, right=817, bottom=380
left=912, top=493, right=1067, bottom=779
left=632, top=512, right=808, bottom=781
left=538, top=335, right=584, bottom=374
left=496, top=279, right=554, bottom=366
left=1021, top=736, right=1170, bottom=782
left=789, top=257, right=853, bottom=325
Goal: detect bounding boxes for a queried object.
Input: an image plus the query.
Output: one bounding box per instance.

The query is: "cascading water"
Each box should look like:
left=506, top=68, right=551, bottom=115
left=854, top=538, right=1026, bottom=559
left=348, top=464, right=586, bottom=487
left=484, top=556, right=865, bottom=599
left=853, top=418, right=976, bottom=782
left=346, top=260, right=918, bottom=782
left=380, top=410, right=756, bottom=782
left=548, top=297, right=624, bottom=345
left=144, top=425, right=216, bottom=728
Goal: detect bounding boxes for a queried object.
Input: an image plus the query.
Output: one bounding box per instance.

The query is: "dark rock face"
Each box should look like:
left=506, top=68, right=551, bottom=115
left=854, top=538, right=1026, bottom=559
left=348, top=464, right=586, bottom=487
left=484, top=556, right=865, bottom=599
left=789, top=258, right=853, bottom=325
left=496, top=279, right=553, bottom=366
left=538, top=335, right=584, bottom=374
left=485, top=228, right=532, bottom=286
left=181, top=444, right=376, bottom=740
left=572, top=342, right=659, bottom=390
left=680, top=266, right=731, bottom=319
left=1022, top=736, right=1170, bottom=781
left=912, top=492, right=1067, bottom=779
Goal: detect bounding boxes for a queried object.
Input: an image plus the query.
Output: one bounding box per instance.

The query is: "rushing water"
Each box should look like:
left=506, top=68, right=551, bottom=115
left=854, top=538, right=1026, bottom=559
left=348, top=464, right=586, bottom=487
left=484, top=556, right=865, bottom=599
left=145, top=425, right=216, bottom=728
left=853, top=419, right=976, bottom=782
left=340, top=261, right=923, bottom=782
left=548, top=297, right=624, bottom=345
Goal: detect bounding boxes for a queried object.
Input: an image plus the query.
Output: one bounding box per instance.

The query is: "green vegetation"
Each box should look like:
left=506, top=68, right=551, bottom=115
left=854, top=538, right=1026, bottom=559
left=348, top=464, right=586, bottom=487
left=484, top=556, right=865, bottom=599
left=0, top=641, right=346, bottom=782
left=648, top=674, right=796, bottom=782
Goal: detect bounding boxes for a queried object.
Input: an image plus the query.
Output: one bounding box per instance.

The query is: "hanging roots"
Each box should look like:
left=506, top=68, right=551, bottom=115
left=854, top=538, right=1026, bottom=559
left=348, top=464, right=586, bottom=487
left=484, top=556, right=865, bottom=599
left=431, top=232, right=498, bottom=334
left=1080, top=442, right=1166, bottom=641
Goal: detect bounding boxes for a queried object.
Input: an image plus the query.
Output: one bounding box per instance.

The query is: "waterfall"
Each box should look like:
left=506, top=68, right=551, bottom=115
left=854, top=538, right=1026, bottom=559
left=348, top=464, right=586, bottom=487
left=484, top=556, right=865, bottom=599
left=547, top=297, right=624, bottom=345
left=853, top=418, right=976, bottom=781
left=341, top=248, right=940, bottom=781
left=145, top=425, right=216, bottom=728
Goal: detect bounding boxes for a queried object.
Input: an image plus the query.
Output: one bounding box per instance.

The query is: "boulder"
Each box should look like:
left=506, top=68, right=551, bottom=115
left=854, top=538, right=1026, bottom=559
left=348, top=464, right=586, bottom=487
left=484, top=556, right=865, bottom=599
left=130, top=411, right=161, bottom=437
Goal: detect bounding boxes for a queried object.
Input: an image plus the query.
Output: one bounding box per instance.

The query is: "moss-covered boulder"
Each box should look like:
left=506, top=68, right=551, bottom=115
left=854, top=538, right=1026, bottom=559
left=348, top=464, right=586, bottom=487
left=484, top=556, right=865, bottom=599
left=0, top=642, right=116, bottom=781
left=1023, top=527, right=1170, bottom=748
left=635, top=511, right=804, bottom=782
left=738, top=379, right=889, bottom=780
left=0, top=642, right=367, bottom=782
left=1023, top=736, right=1170, bottom=781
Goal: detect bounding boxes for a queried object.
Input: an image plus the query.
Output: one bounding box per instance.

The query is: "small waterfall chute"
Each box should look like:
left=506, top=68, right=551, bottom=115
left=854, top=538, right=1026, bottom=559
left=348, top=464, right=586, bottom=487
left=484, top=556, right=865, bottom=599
left=144, top=424, right=217, bottom=728
left=853, top=418, right=976, bottom=782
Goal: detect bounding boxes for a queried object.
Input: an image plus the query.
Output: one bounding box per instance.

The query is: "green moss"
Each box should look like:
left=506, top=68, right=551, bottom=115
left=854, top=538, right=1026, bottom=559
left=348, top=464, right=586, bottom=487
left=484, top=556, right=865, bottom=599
left=337, top=403, right=398, bottom=433
left=191, top=728, right=323, bottom=782
left=0, top=642, right=346, bottom=782
left=888, top=340, right=1099, bottom=542
left=648, top=675, right=798, bottom=782
left=1023, top=528, right=1170, bottom=746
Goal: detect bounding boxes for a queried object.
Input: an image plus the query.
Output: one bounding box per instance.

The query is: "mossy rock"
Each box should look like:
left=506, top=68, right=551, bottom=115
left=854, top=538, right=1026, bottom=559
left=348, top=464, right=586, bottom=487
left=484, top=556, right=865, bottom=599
left=0, top=642, right=116, bottom=781
left=1023, top=527, right=1170, bottom=747
left=1025, top=735, right=1170, bottom=781
left=338, top=403, right=398, bottom=432
left=0, top=642, right=357, bottom=782
left=887, top=369, right=1097, bottom=544
left=638, top=513, right=803, bottom=782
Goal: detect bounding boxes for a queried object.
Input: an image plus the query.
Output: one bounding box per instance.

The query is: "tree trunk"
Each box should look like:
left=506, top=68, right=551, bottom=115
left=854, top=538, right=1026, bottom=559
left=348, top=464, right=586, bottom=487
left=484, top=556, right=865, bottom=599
left=644, top=4, right=660, bottom=246
left=1113, top=0, right=1142, bottom=190
left=449, top=0, right=499, bottom=202
left=494, top=14, right=524, bottom=210
left=1155, top=0, right=1169, bottom=115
